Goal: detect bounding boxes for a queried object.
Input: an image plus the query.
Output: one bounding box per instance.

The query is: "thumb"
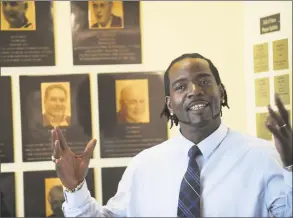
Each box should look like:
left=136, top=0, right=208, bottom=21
left=82, top=139, right=97, bottom=160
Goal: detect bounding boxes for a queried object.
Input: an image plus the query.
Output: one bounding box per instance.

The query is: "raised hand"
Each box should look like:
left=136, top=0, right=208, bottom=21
left=51, top=127, right=97, bottom=189
left=266, top=94, right=292, bottom=167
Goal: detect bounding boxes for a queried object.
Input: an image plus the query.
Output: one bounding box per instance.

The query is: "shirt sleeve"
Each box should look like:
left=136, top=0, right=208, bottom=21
left=265, top=153, right=292, bottom=217
left=62, top=157, right=138, bottom=217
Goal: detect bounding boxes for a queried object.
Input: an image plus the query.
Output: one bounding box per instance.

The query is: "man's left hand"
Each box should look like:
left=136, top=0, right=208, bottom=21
left=266, top=94, right=292, bottom=167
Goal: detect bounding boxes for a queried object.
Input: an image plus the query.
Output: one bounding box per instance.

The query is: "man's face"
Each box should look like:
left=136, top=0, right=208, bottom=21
left=91, top=1, right=112, bottom=25
left=120, top=86, right=146, bottom=122
left=44, top=87, right=67, bottom=118
left=2, top=1, right=27, bottom=27
left=167, top=58, right=223, bottom=127
left=49, top=188, right=65, bottom=216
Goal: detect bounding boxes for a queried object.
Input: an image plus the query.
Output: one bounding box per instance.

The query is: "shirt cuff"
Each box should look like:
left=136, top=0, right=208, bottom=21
left=283, top=168, right=292, bottom=189
left=63, top=180, right=91, bottom=208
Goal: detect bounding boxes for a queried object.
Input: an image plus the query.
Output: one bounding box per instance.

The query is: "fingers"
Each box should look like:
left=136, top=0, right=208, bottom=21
left=274, top=94, right=289, bottom=125
left=51, top=129, right=58, bottom=150
left=268, top=105, right=285, bottom=127
left=82, top=139, right=97, bottom=160
left=55, top=126, right=69, bottom=151
left=54, top=140, right=64, bottom=159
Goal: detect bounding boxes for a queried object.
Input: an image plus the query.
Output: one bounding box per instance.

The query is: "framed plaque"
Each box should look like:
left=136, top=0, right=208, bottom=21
left=71, top=1, right=141, bottom=65
left=0, top=172, right=16, bottom=217
left=23, top=169, right=95, bottom=217
left=98, top=72, right=168, bottom=158
left=19, top=74, right=92, bottom=162
left=0, top=1, right=56, bottom=67
left=101, top=167, right=126, bottom=205
left=0, top=76, right=14, bottom=163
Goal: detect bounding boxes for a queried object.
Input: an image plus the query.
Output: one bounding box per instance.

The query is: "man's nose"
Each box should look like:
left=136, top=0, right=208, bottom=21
left=187, top=83, right=204, bottom=98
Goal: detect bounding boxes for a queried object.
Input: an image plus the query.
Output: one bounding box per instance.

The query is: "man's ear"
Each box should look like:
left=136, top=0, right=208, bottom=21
left=165, top=96, right=173, bottom=114
left=219, top=84, right=224, bottom=103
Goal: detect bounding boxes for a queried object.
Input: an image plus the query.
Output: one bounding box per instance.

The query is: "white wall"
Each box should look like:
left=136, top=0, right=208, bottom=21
left=244, top=1, right=292, bottom=138
left=1, top=1, right=246, bottom=216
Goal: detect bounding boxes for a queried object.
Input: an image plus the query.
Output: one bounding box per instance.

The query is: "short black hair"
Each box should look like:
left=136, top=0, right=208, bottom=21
left=160, top=53, right=230, bottom=128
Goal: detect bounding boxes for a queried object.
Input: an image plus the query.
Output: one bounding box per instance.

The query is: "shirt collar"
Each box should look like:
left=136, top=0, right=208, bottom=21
left=177, top=123, right=229, bottom=159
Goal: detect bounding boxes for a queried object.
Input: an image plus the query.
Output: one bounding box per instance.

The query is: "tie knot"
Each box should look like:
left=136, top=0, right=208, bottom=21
left=188, top=145, right=201, bottom=158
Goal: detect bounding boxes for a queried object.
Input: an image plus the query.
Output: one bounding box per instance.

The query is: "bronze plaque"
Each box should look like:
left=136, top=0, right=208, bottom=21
left=71, top=1, right=141, bottom=65
left=274, top=74, right=290, bottom=105
left=253, top=43, right=269, bottom=73
left=0, top=76, right=14, bottom=163
left=0, top=1, right=56, bottom=67
left=19, top=74, right=92, bottom=162
left=23, top=169, right=95, bottom=217
left=256, top=112, right=272, bottom=141
left=273, top=38, right=289, bottom=70
left=0, top=173, right=16, bottom=217
left=101, top=167, right=126, bottom=205
left=255, top=77, right=270, bottom=107
left=98, top=72, right=168, bottom=158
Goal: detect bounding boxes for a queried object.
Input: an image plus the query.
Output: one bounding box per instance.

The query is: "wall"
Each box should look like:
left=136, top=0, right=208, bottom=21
left=244, top=1, right=292, bottom=139
left=1, top=1, right=246, bottom=216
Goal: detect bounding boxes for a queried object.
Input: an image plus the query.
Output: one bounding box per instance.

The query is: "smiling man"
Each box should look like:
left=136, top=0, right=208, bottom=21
left=51, top=53, right=292, bottom=217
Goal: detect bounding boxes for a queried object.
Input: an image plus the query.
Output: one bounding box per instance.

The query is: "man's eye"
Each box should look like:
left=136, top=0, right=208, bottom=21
left=175, top=85, right=184, bottom=91
left=200, top=79, right=212, bottom=85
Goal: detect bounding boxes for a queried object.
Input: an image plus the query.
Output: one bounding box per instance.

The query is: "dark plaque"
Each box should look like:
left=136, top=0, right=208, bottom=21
left=23, top=169, right=95, bottom=217
left=19, top=74, right=92, bottom=162
left=0, top=76, right=14, bottom=163
left=98, top=72, right=168, bottom=158
left=71, top=1, right=141, bottom=65
left=101, top=167, right=126, bottom=205
left=0, top=1, right=55, bottom=67
left=260, top=13, right=280, bottom=35
left=0, top=172, right=16, bottom=217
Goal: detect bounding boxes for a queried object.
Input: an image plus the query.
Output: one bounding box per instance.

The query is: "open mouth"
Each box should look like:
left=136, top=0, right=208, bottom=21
left=188, top=102, right=209, bottom=111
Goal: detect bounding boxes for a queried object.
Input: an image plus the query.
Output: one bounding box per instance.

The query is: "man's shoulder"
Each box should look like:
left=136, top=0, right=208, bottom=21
left=131, top=137, right=180, bottom=163
left=228, top=129, right=280, bottom=164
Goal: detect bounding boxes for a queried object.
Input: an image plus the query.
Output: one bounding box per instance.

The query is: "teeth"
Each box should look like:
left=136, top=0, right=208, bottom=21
left=190, top=104, right=207, bottom=111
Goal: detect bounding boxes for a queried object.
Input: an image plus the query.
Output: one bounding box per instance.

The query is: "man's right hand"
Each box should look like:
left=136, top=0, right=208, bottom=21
left=51, top=127, right=97, bottom=190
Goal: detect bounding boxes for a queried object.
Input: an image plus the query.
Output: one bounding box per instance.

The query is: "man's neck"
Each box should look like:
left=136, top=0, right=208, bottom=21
left=10, top=17, right=28, bottom=28
left=179, top=119, right=221, bottom=145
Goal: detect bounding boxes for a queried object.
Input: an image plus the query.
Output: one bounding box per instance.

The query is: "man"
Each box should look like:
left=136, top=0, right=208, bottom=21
left=117, top=83, right=148, bottom=123
left=90, top=1, right=122, bottom=28
left=51, top=53, right=292, bottom=217
left=2, top=1, right=32, bottom=29
left=43, top=84, right=71, bottom=127
left=47, top=185, right=65, bottom=217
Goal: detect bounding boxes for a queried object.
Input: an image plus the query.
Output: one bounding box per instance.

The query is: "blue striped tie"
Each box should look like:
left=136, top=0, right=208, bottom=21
left=177, top=145, right=202, bottom=217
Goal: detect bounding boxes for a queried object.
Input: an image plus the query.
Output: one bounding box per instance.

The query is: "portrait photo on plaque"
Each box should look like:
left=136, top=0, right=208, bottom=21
left=88, top=1, right=124, bottom=29
left=71, top=1, right=141, bottom=65
left=0, top=1, right=55, bottom=67
left=0, top=1, right=36, bottom=31
left=101, top=167, right=126, bottom=205
left=19, top=74, right=92, bottom=162
left=98, top=72, right=168, bottom=158
left=23, top=169, right=95, bottom=217
left=0, top=172, right=16, bottom=217
left=0, top=76, right=14, bottom=163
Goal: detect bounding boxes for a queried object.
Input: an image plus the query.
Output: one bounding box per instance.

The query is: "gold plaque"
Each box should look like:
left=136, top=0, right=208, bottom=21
left=256, top=112, right=272, bottom=140
left=273, top=38, right=289, bottom=70
left=274, top=74, right=290, bottom=105
left=253, top=43, right=269, bottom=73
left=255, top=78, right=270, bottom=107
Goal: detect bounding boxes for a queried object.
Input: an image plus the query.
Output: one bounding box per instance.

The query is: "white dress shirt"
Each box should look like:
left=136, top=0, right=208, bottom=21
left=63, top=123, right=292, bottom=217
